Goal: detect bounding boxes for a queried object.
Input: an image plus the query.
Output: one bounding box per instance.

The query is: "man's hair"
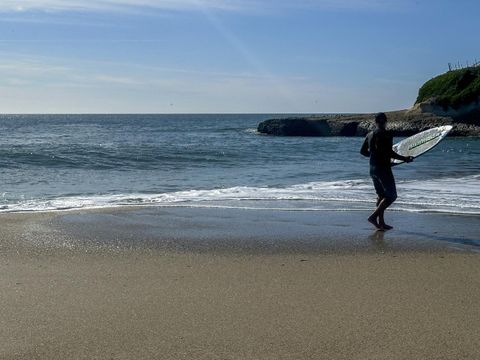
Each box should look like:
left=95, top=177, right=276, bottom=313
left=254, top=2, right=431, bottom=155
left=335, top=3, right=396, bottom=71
left=375, top=112, right=387, bottom=123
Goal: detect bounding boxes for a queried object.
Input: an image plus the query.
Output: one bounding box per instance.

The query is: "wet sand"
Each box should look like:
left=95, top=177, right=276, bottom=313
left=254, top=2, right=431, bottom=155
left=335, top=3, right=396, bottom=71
left=0, top=207, right=479, bottom=359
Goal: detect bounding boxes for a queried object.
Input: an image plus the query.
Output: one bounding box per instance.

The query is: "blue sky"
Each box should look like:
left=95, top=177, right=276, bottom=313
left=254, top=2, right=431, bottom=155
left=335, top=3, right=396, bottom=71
left=0, top=0, right=477, bottom=113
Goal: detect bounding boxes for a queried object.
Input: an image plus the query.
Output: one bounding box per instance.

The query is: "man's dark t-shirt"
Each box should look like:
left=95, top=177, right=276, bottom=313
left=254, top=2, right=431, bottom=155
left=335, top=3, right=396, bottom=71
left=360, top=128, right=395, bottom=169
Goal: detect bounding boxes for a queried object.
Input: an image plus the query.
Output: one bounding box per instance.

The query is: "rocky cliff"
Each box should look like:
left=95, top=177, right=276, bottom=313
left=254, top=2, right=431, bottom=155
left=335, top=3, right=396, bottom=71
left=258, top=67, right=480, bottom=137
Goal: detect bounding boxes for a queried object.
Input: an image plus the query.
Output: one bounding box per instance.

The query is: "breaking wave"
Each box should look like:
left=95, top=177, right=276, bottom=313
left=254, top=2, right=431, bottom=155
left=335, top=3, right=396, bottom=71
left=2, top=175, right=479, bottom=215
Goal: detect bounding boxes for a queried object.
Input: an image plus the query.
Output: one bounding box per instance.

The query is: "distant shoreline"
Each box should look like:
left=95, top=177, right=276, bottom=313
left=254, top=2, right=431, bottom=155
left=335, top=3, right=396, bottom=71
left=257, top=109, right=480, bottom=137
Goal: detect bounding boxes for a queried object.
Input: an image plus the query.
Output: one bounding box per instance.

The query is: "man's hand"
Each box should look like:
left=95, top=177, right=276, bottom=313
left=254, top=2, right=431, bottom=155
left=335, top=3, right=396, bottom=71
left=405, top=156, right=414, bottom=163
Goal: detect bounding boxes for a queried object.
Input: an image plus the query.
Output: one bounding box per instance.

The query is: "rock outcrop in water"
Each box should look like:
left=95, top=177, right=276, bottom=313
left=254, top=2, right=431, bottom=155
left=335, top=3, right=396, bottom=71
left=258, top=67, right=480, bottom=137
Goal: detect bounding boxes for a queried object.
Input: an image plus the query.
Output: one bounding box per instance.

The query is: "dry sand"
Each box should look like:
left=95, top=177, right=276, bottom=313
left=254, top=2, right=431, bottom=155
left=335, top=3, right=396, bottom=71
left=0, top=210, right=479, bottom=359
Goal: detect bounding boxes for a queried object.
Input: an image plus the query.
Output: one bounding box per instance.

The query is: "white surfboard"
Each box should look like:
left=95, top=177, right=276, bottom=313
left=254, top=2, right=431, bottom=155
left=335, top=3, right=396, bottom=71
left=392, top=125, right=453, bottom=166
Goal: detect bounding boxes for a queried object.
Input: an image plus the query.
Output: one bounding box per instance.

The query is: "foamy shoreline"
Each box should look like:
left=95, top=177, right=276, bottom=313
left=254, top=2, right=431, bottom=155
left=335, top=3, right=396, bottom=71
left=2, top=205, right=478, bottom=254
left=1, top=173, right=479, bottom=216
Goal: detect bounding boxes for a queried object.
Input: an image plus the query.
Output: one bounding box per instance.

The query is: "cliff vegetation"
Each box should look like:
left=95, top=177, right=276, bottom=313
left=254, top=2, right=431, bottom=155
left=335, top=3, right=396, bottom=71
left=416, top=66, right=480, bottom=110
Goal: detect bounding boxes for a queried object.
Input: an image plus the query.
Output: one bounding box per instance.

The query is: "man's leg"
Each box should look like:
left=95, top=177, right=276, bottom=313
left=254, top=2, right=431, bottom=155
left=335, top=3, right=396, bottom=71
left=374, top=196, right=393, bottom=230
left=368, top=197, right=395, bottom=230
left=369, top=175, right=385, bottom=229
left=378, top=173, right=397, bottom=229
left=378, top=208, right=393, bottom=230
left=369, top=170, right=397, bottom=230
left=369, top=196, right=385, bottom=229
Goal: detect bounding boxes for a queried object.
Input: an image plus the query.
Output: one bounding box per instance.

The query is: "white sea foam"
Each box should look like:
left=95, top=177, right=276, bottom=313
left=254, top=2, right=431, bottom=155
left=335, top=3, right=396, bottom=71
left=1, top=175, right=479, bottom=215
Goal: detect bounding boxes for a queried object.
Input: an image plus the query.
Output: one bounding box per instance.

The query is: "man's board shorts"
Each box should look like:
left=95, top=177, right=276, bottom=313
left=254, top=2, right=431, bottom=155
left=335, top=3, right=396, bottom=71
left=370, top=167, right=397, bottom=202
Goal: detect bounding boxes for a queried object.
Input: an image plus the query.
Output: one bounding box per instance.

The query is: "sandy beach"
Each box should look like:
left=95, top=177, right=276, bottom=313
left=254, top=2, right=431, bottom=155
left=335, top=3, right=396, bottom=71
left=0, top=207, right=479, bottom=359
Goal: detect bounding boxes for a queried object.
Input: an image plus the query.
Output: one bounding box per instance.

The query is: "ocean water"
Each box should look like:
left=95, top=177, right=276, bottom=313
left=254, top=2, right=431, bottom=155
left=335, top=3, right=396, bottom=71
left=0, top=114, right=478, bottom=215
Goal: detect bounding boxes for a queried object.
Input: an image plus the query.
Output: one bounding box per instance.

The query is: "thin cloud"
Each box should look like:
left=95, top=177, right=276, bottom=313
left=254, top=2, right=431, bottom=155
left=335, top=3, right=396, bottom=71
left=0, top=0, right=408, bottom=13
left=0, top=53, right=346, bottom=113
left=0, top=53, right=302, bottom=89
left=0, top=0, right=245, bottom=12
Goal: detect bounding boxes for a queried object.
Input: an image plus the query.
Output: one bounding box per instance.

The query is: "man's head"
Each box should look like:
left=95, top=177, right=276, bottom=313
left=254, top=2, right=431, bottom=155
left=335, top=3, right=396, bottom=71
left=375, top=112, right=387, bottom=129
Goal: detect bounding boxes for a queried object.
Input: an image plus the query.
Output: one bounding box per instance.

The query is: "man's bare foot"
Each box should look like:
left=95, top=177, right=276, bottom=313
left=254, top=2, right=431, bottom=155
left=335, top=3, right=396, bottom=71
left=368, top=216, right=384, bottom=231
left=380, top=223, right=393, bottom=230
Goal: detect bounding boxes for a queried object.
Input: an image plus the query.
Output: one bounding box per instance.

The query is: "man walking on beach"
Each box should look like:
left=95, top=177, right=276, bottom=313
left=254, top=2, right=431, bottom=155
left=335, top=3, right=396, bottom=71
left=360, top=113, right=413, bottom=231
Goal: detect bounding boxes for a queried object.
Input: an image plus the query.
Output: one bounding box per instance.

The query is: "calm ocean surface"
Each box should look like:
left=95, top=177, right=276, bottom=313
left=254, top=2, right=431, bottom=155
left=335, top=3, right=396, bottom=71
left=0, top=114, right=478, bottom=215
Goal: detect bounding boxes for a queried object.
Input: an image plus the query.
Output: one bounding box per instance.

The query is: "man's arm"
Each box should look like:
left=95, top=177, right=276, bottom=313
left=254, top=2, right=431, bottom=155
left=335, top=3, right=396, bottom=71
left=384, top=133, right=413, bottom=162
left=388, top=135, right=413, bottom=162
left=390, top=150, right=410, bottom=162
left=392, top=152, right=414, bottom=162
left=360, top=136, right=370, bottom=157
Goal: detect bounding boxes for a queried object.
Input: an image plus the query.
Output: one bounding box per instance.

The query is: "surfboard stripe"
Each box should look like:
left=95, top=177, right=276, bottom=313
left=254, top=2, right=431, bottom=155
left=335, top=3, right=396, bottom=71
left=408, top=133, right=443, bottom=151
